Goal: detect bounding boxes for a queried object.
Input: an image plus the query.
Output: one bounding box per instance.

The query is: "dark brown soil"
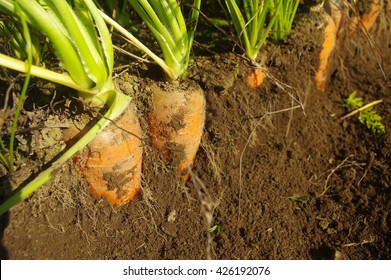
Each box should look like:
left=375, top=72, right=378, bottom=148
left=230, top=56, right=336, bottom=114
left=0, top=6, right=390, bottom=260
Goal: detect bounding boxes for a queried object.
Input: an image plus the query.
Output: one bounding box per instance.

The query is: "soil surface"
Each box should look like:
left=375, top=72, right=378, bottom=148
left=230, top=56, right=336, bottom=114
left=1, top=5, right=390, bottom=260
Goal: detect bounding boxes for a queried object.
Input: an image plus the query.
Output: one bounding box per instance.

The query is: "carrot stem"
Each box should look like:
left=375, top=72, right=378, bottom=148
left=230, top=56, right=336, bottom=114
left=99, top=10, right=177, bottom=80
left=0, top=53, right=95, bottom=94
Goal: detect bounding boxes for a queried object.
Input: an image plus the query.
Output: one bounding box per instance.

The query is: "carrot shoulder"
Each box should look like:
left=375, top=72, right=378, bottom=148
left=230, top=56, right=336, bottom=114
left=64, top=106, right=143, bottom=205
left=245, top=68, right=267, bottom=89
left=148, top=81, right=206, bottom=181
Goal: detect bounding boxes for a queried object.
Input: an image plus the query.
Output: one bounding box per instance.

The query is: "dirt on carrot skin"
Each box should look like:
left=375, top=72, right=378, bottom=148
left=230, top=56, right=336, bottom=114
left=0, top=9, right=390, bottom=260
left=147, top=80, right=206, bottom=181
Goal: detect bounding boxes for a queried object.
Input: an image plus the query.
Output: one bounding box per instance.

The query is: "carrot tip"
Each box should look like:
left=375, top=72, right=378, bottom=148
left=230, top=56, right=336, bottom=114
left=180, top=172, right=190, bottom=182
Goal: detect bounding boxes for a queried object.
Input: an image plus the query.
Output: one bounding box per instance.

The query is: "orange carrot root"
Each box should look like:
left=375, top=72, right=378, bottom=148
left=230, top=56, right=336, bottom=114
left=148, top=82, right=206, bottom=181
left=360, top=0, right=382, bottom=32
left=315, top=15, right=337, bottom=93
left=245, top=68, right=267, bottom=89
left=64, top=106, right=143, bottom=205
left=325, top=0, right=346, bottom=36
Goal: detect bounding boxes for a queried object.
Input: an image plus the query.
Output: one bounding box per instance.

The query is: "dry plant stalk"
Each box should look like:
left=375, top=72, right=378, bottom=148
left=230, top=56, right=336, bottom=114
left=340, top=99, right=383, bottom=120
left=189, top=169, right=217, bottom=260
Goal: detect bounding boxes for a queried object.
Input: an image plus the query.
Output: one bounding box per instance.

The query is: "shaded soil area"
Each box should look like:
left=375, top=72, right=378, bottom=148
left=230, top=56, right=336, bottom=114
left=0, top=7, right=390, bottom=260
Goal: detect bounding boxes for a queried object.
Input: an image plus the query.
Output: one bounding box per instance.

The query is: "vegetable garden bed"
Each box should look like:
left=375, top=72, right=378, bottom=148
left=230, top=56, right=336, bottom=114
left=0, top=1, right=390, bottom=259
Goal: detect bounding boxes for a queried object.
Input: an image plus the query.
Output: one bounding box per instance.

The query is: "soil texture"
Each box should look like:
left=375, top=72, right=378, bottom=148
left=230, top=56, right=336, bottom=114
left=0, top=5, right=390, bottom=260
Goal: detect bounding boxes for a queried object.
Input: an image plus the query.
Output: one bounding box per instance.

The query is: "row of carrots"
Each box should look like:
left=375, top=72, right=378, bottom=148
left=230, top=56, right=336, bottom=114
left=64, top=75, right=206, bottom=206
left=68, top=1, right=389, bottom=206
left=246, top=0, right=390, bottom=91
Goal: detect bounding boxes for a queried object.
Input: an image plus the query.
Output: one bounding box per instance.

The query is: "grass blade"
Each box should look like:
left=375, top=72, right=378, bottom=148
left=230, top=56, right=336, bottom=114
left=7, top=2, right=33, bottom=173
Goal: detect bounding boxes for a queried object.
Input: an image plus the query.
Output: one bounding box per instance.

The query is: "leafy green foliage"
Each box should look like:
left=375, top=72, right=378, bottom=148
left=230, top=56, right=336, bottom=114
left=208, top=224, right=221, bottom=234
left=289, top=194, right=310, bottom=203
left=0, top=20, right=43, bottom=65
left=127, top=0, right=201, bottom=79
left=343, top=92, right=385, bottom=134
left=225, top=0, right=277, bottom=61
left=0, top=0, right=131, bottom=215
left=0, top=4, right=33, bottom=173
left=342, top=91, right=363, bottom=108
left=358, top=108, right=385, bottom=134
left=270, top=0, right=300, bottom=43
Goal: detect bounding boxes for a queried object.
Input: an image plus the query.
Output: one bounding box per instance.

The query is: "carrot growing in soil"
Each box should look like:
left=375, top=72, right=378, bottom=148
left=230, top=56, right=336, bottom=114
left=148, top=82, right=205, bottom=181
left=315, top=0, right=384, bottom=92
left=148, top=82, right=205, bottom=180
left=315, top=14, right=336, bottom=93
left=64, top=106, right=142, bottom=205
left=105, top=0, right=205, bottom=181
left=348, top=0, right=383, bottom=35
left=0, top=0, right=142, bottom=213
left=130, top=0, right=204, bottom=181
left=359, top=0, right=382, bottom=33
left=315, top=0, right=344, bottom=93
left=224, top=1, right=278, bottom=89
left=245, top=67, right=267, bottom=89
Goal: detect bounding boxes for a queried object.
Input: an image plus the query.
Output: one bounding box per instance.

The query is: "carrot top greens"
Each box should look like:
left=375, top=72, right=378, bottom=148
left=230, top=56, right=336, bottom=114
left=0, top=0, right=131, bottom=215
left=343, top=92, right=385, bottom=134
left=225, top=0, right=277, bottom=61
left=270, top=0, right=300, bottom=42
left=126, top=0, right=201, bottom=80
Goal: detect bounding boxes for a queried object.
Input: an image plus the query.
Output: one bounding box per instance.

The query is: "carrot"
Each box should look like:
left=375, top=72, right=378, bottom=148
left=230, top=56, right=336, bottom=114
left=111, top=0, right=205, bottom=181
left=245, top=67, right=267, bottom=89
left=315, top=14, right=337, bottom=93
left=360, top=0, right=382, bottom=32
left=148, top=81, right=205, bottom=181
left=63, top=106, right=143, bottom=205
left=315, top=1, right=348, bottom=92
